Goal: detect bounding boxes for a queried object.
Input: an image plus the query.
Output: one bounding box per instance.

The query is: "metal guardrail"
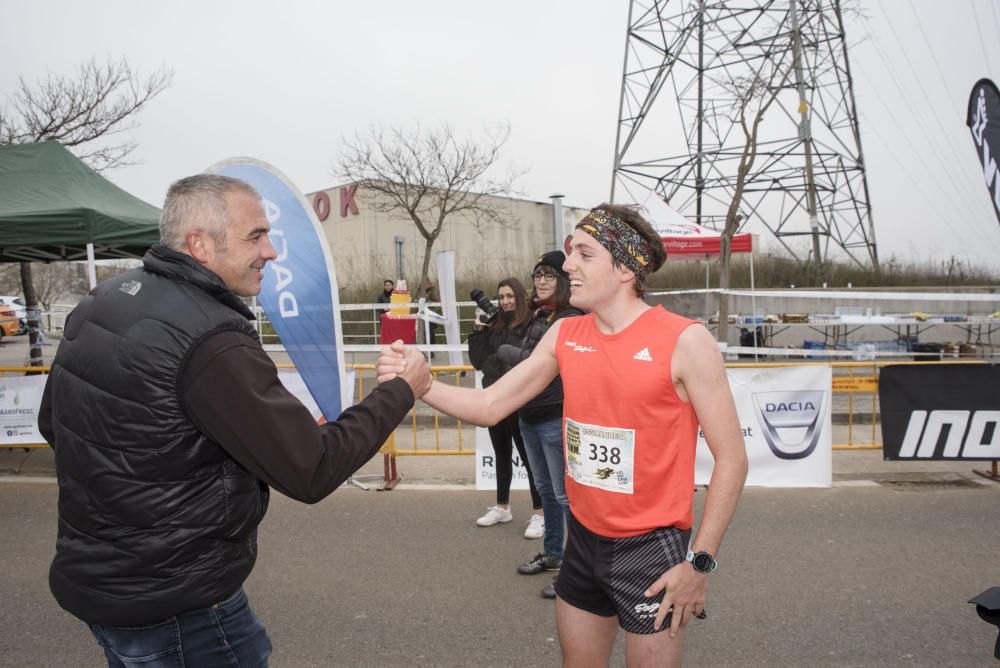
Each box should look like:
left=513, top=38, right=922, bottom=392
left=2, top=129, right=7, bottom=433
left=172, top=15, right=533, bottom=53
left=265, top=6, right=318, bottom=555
left=5, top=362, right=987, bottom=488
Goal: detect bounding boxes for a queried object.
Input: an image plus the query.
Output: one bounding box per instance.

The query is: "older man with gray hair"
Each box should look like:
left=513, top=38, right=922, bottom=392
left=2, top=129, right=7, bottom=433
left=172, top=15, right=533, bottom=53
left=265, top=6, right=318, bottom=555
left=40, top=174, right=430, bottom=666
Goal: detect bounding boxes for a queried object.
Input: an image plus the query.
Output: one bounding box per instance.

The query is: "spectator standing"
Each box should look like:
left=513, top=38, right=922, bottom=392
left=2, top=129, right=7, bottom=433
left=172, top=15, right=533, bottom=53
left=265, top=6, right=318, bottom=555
left=496, top=251, right=583, bottom=598
left=376, top=279, right=394, bottom=313
left=467, top=277, right=544, bottom=538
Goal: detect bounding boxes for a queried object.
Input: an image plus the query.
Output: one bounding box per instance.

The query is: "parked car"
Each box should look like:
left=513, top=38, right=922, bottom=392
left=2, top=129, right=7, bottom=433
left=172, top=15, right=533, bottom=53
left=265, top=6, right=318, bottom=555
left=0, top=307, right=19, bottom=340
left=0, top=296, right=27, bottom=334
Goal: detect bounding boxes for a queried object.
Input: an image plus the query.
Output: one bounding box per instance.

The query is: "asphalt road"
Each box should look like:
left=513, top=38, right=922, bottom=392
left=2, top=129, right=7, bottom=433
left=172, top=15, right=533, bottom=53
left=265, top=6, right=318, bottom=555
left=2, top=478, right=999, bottom=667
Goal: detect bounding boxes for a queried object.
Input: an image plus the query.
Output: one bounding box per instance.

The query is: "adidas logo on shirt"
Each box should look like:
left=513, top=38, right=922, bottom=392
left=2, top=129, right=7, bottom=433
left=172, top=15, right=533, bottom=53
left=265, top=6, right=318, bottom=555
left=633, top=347, right=653, bottom=362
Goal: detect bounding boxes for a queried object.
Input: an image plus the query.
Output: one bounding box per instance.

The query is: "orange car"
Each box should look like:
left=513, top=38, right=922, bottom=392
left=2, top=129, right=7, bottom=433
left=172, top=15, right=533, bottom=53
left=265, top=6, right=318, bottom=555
left=0, top=307, right=19, bottom=340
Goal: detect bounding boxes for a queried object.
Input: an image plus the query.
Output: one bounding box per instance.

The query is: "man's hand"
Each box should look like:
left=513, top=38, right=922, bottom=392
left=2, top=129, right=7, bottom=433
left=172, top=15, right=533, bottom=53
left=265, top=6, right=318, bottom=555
left=398, top=346, right=432, bottom=398
left=376, top=341, right=407, bottom=384
left=644, top=561, right=708, bottom=636
left=377, top=340, right=432, bottom=399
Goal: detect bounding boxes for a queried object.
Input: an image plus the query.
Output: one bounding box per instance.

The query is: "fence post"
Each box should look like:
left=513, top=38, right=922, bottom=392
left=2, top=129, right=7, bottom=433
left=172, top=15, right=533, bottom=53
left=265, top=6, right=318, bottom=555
left=379, top=447, right=402, bottom=491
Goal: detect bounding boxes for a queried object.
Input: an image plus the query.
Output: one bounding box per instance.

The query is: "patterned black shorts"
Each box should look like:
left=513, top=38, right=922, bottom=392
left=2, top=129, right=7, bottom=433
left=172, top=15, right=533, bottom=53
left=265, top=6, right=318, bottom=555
left=554, top=513, right=691, bottom=634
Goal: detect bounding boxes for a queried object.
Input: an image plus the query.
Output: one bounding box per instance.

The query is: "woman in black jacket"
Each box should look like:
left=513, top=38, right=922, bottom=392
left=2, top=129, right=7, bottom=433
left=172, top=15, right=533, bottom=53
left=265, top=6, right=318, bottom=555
left=467, top=277, right=544, bottom=537
left=496, top=250, right=584, bottom=599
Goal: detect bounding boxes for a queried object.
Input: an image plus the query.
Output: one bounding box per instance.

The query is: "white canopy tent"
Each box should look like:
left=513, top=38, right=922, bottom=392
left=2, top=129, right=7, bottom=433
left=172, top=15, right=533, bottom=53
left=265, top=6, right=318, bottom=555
left=638, top=190, right=757, bottom=328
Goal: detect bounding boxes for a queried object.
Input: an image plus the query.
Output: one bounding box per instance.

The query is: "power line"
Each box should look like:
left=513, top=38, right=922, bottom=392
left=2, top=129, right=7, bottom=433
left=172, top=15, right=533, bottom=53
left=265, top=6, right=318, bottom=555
left=850, top=32, right=999, bottom=261
left=853, top=64, right=999, bottom=266
left=993, top=1, right=1000, bottom=67
left=972, top=0, right=1000, bottom=75
left=900, top=4, right=1000, bottom=217
left=864, top=5, right=994, bottom=233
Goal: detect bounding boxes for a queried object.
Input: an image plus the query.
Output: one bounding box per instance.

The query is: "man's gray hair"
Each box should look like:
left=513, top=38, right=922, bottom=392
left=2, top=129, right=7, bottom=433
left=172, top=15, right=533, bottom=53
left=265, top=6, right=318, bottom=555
left=159, top=174, right=261, bottom=251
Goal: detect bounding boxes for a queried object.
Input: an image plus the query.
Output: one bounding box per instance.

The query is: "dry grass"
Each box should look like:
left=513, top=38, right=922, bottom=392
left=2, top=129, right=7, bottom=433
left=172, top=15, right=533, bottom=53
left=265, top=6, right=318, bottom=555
left=646, top=254, right=1000, bottom=290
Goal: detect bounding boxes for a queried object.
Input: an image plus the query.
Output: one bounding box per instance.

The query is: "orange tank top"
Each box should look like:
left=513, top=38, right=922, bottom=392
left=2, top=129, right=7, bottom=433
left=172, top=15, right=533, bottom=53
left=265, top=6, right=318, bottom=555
left=555, top=305, right=700, bottom=537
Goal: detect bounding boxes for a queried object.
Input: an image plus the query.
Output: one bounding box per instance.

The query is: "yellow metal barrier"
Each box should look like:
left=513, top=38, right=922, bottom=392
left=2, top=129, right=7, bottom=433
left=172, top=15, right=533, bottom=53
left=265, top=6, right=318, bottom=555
left=344, top=364, right=476, bottom=489
left=727, top=359, right=985, bottom=451
left=8, top=360, right=986, bottom=481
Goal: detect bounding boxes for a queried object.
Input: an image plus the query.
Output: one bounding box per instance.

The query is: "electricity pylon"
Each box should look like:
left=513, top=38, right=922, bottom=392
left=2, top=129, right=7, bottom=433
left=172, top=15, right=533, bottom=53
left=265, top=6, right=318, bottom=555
left=611, top=0, right=879, bottom=266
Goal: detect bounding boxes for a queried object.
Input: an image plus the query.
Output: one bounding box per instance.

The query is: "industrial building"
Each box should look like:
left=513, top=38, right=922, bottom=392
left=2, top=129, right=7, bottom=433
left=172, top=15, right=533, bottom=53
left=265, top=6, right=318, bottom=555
left=305, top=183, right=591, bottom=291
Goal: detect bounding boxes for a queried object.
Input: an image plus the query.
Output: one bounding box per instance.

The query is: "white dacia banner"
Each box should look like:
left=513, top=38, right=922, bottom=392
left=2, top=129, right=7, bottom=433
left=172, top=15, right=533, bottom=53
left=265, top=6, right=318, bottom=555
left=0, top=375, right=47, bottom=445
left=696, top=365, right=832, bottom=488
left=474, top=371, right=531, bottom=491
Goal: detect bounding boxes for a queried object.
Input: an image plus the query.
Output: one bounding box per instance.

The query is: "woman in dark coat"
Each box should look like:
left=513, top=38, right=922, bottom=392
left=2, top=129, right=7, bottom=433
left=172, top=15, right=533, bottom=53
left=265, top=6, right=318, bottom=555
left=496, top=251, right=584, bottom=598
left=467, top=277, right=544, bottom=538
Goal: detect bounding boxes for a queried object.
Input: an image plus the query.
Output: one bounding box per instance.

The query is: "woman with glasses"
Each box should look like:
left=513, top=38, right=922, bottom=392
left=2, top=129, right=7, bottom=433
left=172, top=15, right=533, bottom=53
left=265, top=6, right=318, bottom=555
left=496, top=250, right=584, bottom=599
left=467, top=277, right=545, bottom=538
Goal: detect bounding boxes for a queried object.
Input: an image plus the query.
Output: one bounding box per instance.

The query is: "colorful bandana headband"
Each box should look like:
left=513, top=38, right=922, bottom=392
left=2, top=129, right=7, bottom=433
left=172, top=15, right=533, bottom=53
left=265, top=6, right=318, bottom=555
left=576, top=208, right=653, bottom=278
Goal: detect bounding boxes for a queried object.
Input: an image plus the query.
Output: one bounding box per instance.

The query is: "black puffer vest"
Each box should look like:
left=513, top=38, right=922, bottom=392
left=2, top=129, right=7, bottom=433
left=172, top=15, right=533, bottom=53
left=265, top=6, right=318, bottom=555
left=48, top=245, right=268, bottom=627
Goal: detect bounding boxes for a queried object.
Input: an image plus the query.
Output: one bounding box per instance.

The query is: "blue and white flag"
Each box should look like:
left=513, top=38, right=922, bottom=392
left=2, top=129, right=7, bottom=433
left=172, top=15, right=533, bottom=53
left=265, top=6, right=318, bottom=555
left=208, top=158, right=348, bottom=419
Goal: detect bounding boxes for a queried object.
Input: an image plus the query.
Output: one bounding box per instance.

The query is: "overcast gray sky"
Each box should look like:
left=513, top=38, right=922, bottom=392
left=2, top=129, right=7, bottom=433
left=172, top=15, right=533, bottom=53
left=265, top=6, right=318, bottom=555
left=2, top=0, right=999, bottom=269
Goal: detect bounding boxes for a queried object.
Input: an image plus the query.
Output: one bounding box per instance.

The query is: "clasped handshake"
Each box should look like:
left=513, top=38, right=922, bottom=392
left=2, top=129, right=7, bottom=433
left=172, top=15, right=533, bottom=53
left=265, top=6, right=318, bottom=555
left=377, top=340, right=433, bottom=399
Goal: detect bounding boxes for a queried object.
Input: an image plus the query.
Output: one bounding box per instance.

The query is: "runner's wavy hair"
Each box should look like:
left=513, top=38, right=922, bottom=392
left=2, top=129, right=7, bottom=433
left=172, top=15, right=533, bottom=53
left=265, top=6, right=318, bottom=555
left=490, top=277, right=531, bottom=332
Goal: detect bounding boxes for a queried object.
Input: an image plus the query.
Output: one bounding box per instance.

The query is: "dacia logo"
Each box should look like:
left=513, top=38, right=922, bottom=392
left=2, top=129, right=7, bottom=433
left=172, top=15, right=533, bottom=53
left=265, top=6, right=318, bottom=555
left=119, top=280, right=142, bottom=296
left=898, top=410, right=1000, bottom=459
left=765, top=401, right=816, bottom=412
left=753, top=390, right=826, bottom=460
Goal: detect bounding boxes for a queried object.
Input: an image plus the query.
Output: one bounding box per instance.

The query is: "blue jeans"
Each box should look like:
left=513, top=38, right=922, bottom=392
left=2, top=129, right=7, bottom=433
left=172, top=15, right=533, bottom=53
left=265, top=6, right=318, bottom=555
left=520, top=416, right=570, bottom=560
left=89, top=588, right=271, bottom=667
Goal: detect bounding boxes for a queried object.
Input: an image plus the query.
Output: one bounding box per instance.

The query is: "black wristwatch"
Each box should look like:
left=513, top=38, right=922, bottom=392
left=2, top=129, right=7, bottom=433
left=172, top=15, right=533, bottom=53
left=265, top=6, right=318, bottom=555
left=686, top=549, right=718, bottom=574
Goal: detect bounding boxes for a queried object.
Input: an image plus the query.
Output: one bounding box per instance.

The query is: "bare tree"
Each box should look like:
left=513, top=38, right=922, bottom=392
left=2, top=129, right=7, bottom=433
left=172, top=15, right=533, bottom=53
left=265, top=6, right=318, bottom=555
left=0, top=57, right=172, bottom=365
left=32, top=263, right=89, bottom=311
left=338, top=124, right=521, bottom=300
left=0, top=264, right=22, bottom=296
left=0, top=57, right=172, bottom=171
left=714, top=61, right=793, bottom=344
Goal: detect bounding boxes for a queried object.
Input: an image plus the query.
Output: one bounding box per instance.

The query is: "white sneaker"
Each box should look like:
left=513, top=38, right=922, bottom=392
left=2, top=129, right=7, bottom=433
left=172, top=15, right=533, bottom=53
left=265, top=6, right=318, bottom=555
left=477, top=506, right=513, bottom=527
left=524, top=513, right=544, bottom=539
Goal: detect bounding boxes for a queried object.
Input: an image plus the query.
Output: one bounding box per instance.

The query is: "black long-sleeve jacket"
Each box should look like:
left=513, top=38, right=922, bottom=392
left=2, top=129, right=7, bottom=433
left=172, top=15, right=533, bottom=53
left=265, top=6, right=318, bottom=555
left=39, top=245, right=414, bottom=627
left=467, top=310, right=530, bottom=388
left=495, top=303, right=583, bottom=423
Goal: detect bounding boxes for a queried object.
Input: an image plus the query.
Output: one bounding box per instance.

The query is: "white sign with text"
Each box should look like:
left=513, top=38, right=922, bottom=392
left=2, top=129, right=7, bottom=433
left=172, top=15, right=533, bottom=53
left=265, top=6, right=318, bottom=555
left=696, top=365, right=833, bottom=488
left=0, top=375, right=46, bottom=445
left=473, top=371, right=531, bottom=491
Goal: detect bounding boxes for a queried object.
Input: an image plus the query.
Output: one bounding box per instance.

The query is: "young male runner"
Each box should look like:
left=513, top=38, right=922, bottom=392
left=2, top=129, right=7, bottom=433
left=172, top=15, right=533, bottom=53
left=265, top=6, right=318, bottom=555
left=378, top=204, right=747, bottom=666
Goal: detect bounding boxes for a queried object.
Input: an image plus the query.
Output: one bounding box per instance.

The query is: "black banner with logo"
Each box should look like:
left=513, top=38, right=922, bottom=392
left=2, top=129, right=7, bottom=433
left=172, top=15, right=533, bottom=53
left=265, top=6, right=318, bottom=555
left=967, top=78, right=1000, bottom=225
left=880, top=365, right=1000, bottom=461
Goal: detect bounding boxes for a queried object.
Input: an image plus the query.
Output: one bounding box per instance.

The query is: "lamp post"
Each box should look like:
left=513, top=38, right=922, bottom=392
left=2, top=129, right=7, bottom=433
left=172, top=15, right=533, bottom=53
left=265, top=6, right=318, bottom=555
left=549, top=193, right=565, bottom=251
left=393, top=235, right=405, bottom=281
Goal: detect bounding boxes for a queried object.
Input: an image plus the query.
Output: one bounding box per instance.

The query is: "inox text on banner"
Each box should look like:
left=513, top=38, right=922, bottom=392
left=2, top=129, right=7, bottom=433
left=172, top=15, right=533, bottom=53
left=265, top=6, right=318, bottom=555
left=880, top=364, right=1000, bottom=461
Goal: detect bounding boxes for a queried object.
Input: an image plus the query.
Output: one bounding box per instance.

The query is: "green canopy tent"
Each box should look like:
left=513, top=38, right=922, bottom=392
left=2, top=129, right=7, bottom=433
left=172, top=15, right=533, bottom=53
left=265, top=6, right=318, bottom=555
left=0, top=141, right=160, bottom=282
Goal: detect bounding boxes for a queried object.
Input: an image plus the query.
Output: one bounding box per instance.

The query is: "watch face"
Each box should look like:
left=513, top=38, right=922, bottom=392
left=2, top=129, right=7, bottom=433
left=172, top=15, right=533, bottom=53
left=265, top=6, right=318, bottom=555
left=692, top=552, right=716, bottom=572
